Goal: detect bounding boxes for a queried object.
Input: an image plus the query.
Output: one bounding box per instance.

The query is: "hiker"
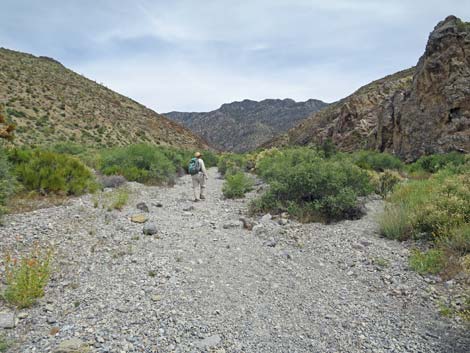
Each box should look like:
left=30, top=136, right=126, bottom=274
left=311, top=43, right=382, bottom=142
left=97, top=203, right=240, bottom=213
left=188, top=152, right=208, bottom=202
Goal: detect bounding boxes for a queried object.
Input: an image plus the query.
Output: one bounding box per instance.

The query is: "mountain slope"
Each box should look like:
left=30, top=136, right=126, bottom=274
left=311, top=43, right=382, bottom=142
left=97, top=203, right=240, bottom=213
left=266, top=16, right=470, bottom=161
left=165, top=98, right=328, bottom=152
left=0, top=48, right=210, bottom=150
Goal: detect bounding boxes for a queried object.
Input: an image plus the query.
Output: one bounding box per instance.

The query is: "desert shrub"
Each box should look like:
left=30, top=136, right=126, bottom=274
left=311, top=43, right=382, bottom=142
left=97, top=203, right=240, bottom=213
left=98, top=174, right=127, bottom=189
left=92, top=186, right=130, bottom=211
left=0, top=149, right=16, bottom=216
left=222, top=172, right=254, bottom=199
left=200, top=150, right=219, bottom=168
left=49, top=142, right=87, bottom=155
left=0, top=335, right=10, bottom=352
left=380, top=170, right=469, bottom=241
left=217, top=153, right=247, bottom=176
left=378, top=204, right=411, bottom=240
left=3, top=246, right=52, bottom=308
left=376, top=170, right=403, bottom=197
left=318, top=138, right=337, bottom=158
left=252, top=148, right=372, bottom=221
left=351, top=150, right=403, bottom=171
left=409, top=249, right=445, bottom=275
left=438, top=224, right=470, bottom=255
left=255, top=147, right=322, bottom=181
left=408, top=152, right=467, bottom=174
left=8, top=148, right=97, bottom=195
left=100, top=144, right=176, bottom=184
left=109, top=187, right=129, bottom=210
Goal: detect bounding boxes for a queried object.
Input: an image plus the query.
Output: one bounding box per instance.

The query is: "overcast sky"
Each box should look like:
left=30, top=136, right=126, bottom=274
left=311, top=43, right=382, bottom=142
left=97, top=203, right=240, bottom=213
left=1, top=1, right=469, bottom=112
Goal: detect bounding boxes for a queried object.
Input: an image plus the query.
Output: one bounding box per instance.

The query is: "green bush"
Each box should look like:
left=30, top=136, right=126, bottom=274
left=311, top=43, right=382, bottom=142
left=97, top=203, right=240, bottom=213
left=222, top=172, right=254, bottom=199
left=378, top=204, right=410, bottom=240
left=408, top=152, right=467, bottom=174
left=49, top=142, right=87, bottom=155
left=8, top=149, right=97, bottom=195
left=252, top=148, right=373, bottom=221
left=409, top=249, right=445, bottom=275
left=100, top=144, right=176, bottom=184
left=200, top=150, right=219, bottom=168
left=379, top=168, right=469, bottom=249
left=376, top=170, right=403, bottom=197
left=218, top=153, right=247, bottom=176
left=0, top=149, right=16, bottom=216
left=351, top=150, right=403, bottom=171
left=438, top=224, right=470, bottom=255
left=0, top=335, right=10, bottom=352
left=3, top=247, right=52, bottom=308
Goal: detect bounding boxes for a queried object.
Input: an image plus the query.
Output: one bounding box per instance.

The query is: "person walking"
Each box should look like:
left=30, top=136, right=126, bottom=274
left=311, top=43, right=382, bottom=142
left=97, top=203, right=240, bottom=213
left=189, top=152, right=208, bottom=202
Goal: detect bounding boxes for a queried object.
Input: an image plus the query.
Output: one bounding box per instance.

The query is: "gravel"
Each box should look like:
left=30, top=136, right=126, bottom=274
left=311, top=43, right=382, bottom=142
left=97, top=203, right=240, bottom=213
left=0, top=168, right=469, bottom=352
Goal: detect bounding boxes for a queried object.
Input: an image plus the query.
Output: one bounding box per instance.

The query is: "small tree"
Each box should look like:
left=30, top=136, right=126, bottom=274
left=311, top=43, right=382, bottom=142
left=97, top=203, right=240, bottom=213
left=0, top=105, right=15, bottom=141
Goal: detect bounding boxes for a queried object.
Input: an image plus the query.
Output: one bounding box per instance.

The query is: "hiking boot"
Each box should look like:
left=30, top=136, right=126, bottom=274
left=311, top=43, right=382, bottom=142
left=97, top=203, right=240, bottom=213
left=200, top=196, right=206, bottom=200
left=193, top=199, right=200, bottom=202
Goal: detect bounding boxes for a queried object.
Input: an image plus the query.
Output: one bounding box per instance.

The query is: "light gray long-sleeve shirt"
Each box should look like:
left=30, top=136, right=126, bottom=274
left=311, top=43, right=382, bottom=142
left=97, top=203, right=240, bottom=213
left=198, top=158, right=208, bottom=178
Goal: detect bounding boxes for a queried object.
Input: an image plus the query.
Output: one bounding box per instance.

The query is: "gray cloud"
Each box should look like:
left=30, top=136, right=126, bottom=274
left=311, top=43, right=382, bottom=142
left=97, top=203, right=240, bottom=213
left=1, top=0, right=469, bottom=111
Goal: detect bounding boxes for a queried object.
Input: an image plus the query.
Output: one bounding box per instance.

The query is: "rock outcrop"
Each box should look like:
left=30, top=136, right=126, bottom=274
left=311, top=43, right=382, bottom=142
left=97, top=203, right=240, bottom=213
left=266, top=16, right=470, bottom=161
left=165, top=98, right=328, bottom=152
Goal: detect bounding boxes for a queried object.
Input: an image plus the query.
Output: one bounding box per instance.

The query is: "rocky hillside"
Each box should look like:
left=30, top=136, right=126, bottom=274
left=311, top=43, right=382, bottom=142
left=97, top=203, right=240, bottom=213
left=0, top=48, right=209, bottom=150
left=165, top=98, right=327, bottom=152
left=267, top=16, right=470, bottom=161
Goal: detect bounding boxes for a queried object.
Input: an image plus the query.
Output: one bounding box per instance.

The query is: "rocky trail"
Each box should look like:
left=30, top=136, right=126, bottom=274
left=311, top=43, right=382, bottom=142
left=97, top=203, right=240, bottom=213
left=0, top=168, right=469, bottom=353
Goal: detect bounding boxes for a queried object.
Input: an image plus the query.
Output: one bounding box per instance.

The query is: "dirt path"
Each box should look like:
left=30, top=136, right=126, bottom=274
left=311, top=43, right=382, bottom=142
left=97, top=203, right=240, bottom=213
left=0, top=168, right=469, bottom=352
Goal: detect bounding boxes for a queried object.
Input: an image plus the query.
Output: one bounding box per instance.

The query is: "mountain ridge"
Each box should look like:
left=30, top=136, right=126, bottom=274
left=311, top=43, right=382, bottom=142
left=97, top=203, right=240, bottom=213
left=165, top=98, right=328, bottom=152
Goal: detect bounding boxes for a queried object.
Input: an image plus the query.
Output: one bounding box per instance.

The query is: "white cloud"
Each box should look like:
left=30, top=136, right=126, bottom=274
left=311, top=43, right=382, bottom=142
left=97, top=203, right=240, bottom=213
left=2, top=0, right=470, bottom=111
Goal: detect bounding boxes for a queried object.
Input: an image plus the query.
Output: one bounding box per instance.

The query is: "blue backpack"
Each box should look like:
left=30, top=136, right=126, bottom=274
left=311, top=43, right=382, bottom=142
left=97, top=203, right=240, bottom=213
left=188, top=158, right=200, bottom=175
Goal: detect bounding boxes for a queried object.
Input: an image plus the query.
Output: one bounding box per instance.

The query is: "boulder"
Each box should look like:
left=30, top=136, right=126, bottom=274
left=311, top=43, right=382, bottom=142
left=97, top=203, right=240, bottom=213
left=143, top=223, right=157, bottom=235
left=131, top=214, right=148, bottom=223
left=136, top=202, right=149, bottom=213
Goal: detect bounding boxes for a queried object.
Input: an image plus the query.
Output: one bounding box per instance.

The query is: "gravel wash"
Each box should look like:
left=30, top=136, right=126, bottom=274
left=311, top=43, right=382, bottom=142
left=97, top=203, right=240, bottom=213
left=1, top=168, right=469, bottom=353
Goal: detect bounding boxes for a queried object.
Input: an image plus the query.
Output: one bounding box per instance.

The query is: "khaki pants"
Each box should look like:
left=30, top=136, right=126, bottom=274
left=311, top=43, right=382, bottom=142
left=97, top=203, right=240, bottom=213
left=191, top=173, right=206, bottom=200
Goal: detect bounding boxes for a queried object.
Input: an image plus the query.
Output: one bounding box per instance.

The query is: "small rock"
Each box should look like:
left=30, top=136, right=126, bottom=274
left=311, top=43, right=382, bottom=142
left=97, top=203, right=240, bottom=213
left=131, top=214, right=148, bottom=223
left=136, top=202, right=149, bottom=213
left=50, top=327, right=60, bottom=335
left=360, top=240, right=372, bottom=247
left=153, top=202, right=163, bottom=207
left=17, top=312, right=29, bottom=320
left=223, top=221, right=241, bottom=229
left=151, top=295, right=162, bottom=302
left=278, top=219, right=288, bottom=226
left=347, top=271, right=354, bottom=276
left=54, top=338, right=88, bottom=353
left=239, top=217, right=254, bottom=231
left=116, top=306, right=129, bottom=313
left=0, top=311, right=16, bottom=329
left=260, top=213, right=272, bottom=223
left=45, top=304, right=54, bottom=312
left=279, top=251, right=292, bottom=260
left=143, top=223, right=157, bottom=235
left=183, top=205, right=195, bottom=211
left=47, top=316, right=57, bottom=324
left=264, top=238, right=277, bottom=247
left=252, top=224, right=265, bottom=235
left=194, top=334, right=222, bottom=349
left=352, top=243, right=365, bottom=251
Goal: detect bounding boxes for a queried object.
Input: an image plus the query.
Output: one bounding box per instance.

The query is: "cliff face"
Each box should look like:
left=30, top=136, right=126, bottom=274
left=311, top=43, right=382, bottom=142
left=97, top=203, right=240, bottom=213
left=393, top=16, right=470, bottom=159
left=267, top=16, right=470, bottom=161
left=165, top=98, right=328, bottom=152
left=0, top=48, right=210, bottom=150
